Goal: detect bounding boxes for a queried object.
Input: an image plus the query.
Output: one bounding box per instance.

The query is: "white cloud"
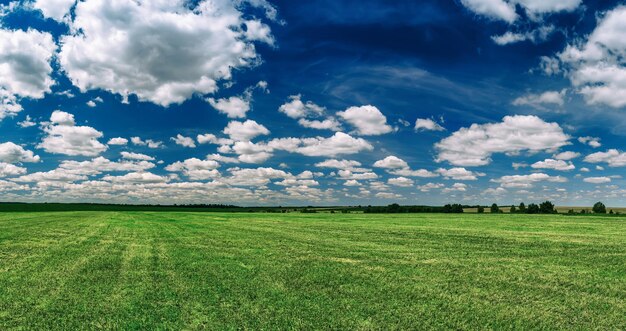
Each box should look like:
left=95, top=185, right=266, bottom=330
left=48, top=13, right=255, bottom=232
left=231, top=141, right=273, bottom=163
left=436, top=167, right=485, bottom=180
left=86, top=100, right=96, bottom=108
left=0, top=28, right=56, bottom=120
left=373, top=156, right=408, bottom=169
left=414, top=118, right=445, bottom=132
left=0, top=142, right=40, bottom=164
left=337, top=105, right=393, bottom=136
left=58, top=157, right=155, bottom=176
left=531, top=158, right=575, bottom=171
left=278, top=95, right=340, bottom=131
left=492, top=173, right=567, bottom=188
left=38, top=111, right=108, bottom=156
left=279, top=95, right=325, bottom=119
left=171, top=134, right=197, bottom=148
left=107, top=137, right=128, bottom=146
left=417, top=182, right=445, bottom=192
left=50, top=110, right=75, bottom=126
left=460, top=0, right=580, bottom=23
left=17, top=115, right=36, bottom=128
left=512, top=89, right=565, bottom=107
left=0, top=162, right=26, bottom=177
left=165, top=158, right=220, bottom=180
left=287, top=132, right=374, bottom=157
left=584, top=149, right=626, bottom=167
left=578, top=136, right=601, bottom=148
left=121, top=151, right=154, bottom=161
left=558, top=6, right=626, bottom=108
left=32, top=0, right=76, bottom=21
left=297, top=118, right=341, bottom=131
left=491, top=26, right=555, bottom=46
left=131, top=137, right=163, bottom=149
left=443, top=183, right=468, bottom=193
left=584, top=177, right=611, bottom=184
left=553, top=151, right=580, bottom=160
left=435, top=115, right=570, bottom=166
left=223, top=120, right=270, bottom=142
left=460, top=0, right=517, bottom=23
left=208, top=96, right=250, bottom=119
left=103, top=172, right=170, bottom=184
left=388, top=177, right=414, bottom=187
left=197, top=134, right=233, bottom=146
left=58, top=0, right=275, bottom=106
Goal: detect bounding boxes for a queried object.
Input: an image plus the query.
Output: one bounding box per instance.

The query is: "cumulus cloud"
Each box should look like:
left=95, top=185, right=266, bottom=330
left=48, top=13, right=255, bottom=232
left=557, top=6, right=626, bottom=108
left=259, top=133, right=372, bottom=158
left=553, top=151, right=580, bottom=160
left=492, top=173, right=567, bottom=188
left=373, top=156, right=408, bottom=169
left=58, top=0, right=275, bottom=106
left=436, top=168, right=485, bottom=180
left=584, top=149, right=626, bottom=167
left=107, top=137, right=128, bottom=146
left=373, top=155, right=438, bottom=178
left=165, top=158, right=220, bottom=180
left=491, top=26, right=555, bottom=46
left=443, top=183, right=468, bottom=193
left=578, top=136, right=601, bottom=148
left=0, top=28, right=56, bottom=120
left=279, top=95, right=325, bottom=119
left=337, top=105, right=393, bottom=136
left=460, top=0, right=517, bottom=23
left=121, top=152, right=154, bottom=161
left=223, top=120, right=270, bottom=142
left=460, top=0, right=581, bottom=23
left=171, top=134, right=197, bottom=148
left=131, top=137, right=163, bottom=149
left=0, top=162, right=26, bottom=177
left=388, top=177, right=414, bottom=187
left=0, top=142, right=40, bottom=163
left=208, top=96, right=250, bottom=119
left=584, top=176, right=611, bottom=184
left=417, top=182, right=445, bottom=192
left=531, top=158, right=575, bottom=171
left=414, top=118, right=445, bottom=132
left=278, top=95, right=340, bottom=131
left=103, top=172, right=170, bottom=184
left=512, top=89, right=566, bottom=107
left=17, top=115, right=36, bottom=128
left=32, top=0, right=76, bottom=21
left=435, top=115, right=570, bottom=166
left=38, top=111, right=108, bottom=156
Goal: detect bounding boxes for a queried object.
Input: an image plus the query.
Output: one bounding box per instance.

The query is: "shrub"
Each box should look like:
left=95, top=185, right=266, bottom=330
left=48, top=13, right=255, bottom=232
left=490, top=203, right=500, bottom=213
left=539, top=201, right=556, bottom=214
left=477, top=206, right=484, bottom=213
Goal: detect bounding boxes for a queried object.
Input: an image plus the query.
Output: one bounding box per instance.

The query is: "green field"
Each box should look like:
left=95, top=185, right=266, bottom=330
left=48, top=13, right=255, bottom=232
left=1, top=212, right=625, bottom=329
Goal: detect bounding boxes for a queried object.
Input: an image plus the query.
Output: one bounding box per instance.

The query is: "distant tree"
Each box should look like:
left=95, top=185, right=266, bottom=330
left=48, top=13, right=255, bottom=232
left=593, top=202, right=607, bottom=214
left=527, top=203, right=539, bottom=214
left=490, top=203, right=500, bottom=213
left=580, top=209, right=587, bottom=214
left=609, top=210, right=614, bottom=215
left=388, top=203, right=401, bottom=213
left=477, top=206, right=485, bottom=213
left=519, top=202, right=526, bottom=213
left=510, top=205, right=517, bottom=214
left=539, top=201, right=556, bottom=214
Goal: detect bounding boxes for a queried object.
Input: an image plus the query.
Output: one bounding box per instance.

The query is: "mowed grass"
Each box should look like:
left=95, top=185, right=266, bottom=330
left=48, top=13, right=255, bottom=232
left=0, top=212, right=625, bottom=330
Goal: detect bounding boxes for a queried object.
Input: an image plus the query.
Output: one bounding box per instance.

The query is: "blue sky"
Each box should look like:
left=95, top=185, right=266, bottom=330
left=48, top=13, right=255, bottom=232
left=0, top=0, right=626, bottom=206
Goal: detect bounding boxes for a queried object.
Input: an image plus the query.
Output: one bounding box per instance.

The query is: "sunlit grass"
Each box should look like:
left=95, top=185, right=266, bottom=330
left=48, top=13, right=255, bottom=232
left=0, top=212, right=625, bottom=329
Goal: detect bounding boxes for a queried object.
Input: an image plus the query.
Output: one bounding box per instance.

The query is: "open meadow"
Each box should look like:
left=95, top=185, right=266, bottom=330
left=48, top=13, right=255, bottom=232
left=1, top=212, right=625, bottom=329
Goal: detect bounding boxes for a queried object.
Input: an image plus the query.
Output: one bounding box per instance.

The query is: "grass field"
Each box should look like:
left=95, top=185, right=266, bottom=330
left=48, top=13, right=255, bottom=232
left=1, top=212, right=625, bottom=329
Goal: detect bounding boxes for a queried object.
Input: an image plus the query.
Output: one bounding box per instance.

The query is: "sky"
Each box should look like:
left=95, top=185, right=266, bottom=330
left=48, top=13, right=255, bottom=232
left=0, top=0, right=626, bottom=206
